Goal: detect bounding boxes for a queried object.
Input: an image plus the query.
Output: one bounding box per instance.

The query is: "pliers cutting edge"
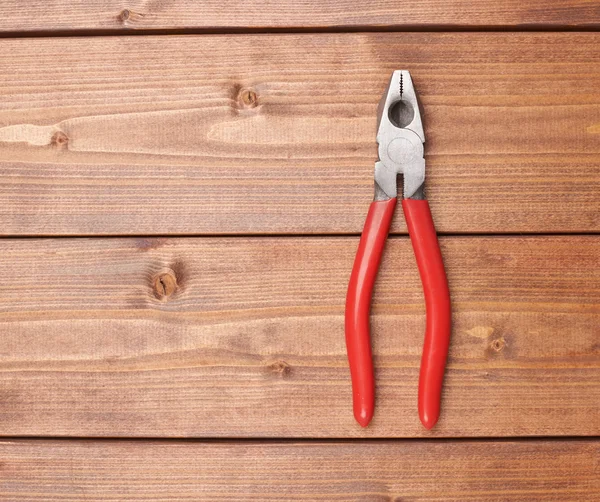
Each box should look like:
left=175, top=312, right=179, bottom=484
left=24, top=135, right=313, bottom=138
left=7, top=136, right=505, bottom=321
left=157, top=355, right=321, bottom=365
left=345, top=71, right=451, bottom=429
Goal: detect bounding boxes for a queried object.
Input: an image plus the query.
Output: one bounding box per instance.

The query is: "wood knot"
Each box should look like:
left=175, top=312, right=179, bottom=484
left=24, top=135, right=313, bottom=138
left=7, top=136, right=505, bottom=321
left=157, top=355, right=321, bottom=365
left=51, top=131, right=69, bottom=148
left=118, top=9, right=130, bottom=21
left=239, top=89, right=258, bottom=108
left=490, top=337, right=506, bottom=353
left=153, top=271, right=178, bottom=299
left=267, top=360, right=291, bottom=378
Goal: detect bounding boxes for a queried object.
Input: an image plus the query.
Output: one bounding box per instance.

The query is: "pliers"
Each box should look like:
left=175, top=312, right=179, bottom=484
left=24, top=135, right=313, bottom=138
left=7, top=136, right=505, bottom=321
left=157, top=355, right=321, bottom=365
left=345, top=71, right=451, bottom=429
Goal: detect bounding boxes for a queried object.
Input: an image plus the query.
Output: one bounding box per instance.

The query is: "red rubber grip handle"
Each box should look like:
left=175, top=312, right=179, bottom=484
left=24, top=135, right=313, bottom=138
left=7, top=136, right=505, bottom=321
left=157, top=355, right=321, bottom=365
left=345, top=198, right=397, bottom=427
left=402, top=199, right=451, bottom=429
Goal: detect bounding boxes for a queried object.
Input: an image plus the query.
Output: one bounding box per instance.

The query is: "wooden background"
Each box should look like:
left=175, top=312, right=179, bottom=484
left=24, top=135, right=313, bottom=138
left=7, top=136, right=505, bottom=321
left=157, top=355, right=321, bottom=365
left=0, top=2, right=599, bottom=501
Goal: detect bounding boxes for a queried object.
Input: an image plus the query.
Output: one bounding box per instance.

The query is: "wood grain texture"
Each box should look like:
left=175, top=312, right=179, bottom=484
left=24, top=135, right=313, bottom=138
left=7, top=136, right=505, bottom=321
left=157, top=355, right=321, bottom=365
left=1, top=439, right=599, bottom=500
left=0, top=0, right=599, bottom=31
left=0, top=33, right=599, bottom=235
left=0, top=236, right=598, bottom=437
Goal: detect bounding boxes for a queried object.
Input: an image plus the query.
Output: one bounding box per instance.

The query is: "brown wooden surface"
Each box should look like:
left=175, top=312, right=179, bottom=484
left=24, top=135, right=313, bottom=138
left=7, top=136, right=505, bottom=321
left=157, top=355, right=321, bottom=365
left=1, top=439, right=599, bottom=501
left=0, top=236, right=598, bottom=437
left=0, top=33, right=599, bottom=235
left=0, top=0, right=599, bottom=31
left=1, top=3, right=599, bottom=496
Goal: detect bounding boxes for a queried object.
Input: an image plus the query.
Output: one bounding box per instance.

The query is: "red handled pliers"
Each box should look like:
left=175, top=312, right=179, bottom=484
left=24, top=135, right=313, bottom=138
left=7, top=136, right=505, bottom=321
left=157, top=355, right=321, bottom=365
left=345, top=71, right=451, bottom=429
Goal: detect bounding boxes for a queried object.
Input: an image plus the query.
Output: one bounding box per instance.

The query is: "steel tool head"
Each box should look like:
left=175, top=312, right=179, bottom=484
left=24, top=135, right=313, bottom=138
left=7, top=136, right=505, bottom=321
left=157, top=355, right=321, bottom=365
left=374, top=70, right=426, bottom=201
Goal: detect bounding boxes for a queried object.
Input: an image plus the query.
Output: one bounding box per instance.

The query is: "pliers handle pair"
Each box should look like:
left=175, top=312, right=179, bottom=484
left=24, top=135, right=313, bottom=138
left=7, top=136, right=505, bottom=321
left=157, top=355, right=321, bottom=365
left=345, top=71, right=451, bottom=429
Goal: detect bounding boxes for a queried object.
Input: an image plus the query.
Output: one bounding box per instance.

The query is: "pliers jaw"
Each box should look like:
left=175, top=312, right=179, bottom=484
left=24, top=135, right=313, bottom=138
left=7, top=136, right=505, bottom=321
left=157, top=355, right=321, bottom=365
left=375, top=70, right=426, bottom=201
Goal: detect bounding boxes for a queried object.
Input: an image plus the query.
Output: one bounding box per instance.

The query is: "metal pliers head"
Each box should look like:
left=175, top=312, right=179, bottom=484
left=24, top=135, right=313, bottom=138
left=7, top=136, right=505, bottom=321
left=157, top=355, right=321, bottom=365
left=375, top=70, right=426, bottom=201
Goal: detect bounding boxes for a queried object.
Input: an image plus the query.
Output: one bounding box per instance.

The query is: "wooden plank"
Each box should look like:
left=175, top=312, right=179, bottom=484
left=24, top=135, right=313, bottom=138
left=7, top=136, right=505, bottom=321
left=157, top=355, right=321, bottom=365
left=0, top=33, right=599, bottom=236
left=1, top=439, right=599, bottom=500
left=0, top=236, right=598, bottom=437
left=0, top=0, right=599, bottom=31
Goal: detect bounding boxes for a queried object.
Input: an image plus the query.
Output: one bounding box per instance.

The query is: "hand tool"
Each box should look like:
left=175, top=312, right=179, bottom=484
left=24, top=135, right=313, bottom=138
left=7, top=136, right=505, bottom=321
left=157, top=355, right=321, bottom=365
left=345, top=71, right=451, bottom=429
